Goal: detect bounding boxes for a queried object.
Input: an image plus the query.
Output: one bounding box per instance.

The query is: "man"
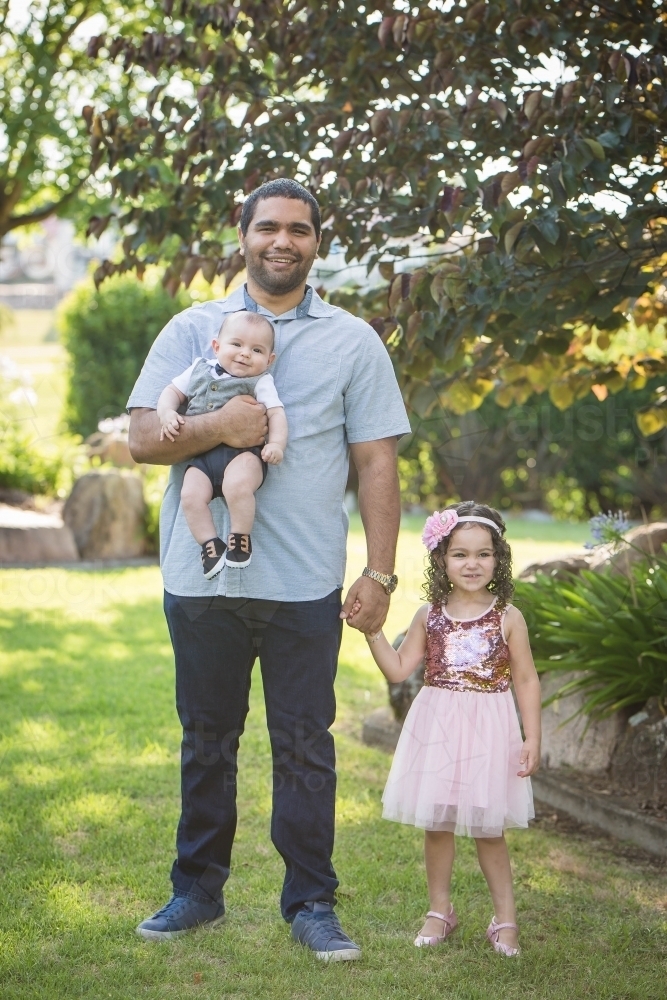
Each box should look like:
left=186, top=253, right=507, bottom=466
left=127, top=178, right=410, bottom=960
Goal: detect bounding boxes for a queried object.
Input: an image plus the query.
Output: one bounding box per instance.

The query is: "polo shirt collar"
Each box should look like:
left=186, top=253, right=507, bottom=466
left=217, top=283, right=336, bottom=319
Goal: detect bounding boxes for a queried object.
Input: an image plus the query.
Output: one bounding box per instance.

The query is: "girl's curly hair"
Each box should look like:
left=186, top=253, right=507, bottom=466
left=423, top=500, right=514, bottom=608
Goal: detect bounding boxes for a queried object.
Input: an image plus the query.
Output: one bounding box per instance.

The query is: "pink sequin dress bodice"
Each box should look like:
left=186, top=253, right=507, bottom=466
left=424, top=599, right=511, bottom=693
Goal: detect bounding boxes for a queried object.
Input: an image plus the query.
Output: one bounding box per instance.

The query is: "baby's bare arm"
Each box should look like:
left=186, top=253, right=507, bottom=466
left=157, top=384, right=186, bottom=421
left=262, top=407, right=288, bottom=465
left=267, top=407, right=288, bottom=449
left=157, top=385, right=187, bottom=442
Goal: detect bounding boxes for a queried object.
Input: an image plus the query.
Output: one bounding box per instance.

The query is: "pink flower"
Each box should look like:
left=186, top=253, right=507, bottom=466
left=422, top=509, right=459, bottom=551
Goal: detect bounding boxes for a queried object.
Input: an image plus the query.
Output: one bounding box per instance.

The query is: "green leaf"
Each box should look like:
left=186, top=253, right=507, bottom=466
left=597, top=131, right=620, bottom=149
left=536, top=218, right=560, bottom=245
left=583, top=138, right=606, bottom=161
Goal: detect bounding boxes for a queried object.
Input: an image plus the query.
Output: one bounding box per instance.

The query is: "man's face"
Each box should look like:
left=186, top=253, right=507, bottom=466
left=238, top=196, right=321, bottom=296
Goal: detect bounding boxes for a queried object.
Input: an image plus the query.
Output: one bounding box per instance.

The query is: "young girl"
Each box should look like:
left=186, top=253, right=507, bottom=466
left=364, top=500, right=540, bottom=957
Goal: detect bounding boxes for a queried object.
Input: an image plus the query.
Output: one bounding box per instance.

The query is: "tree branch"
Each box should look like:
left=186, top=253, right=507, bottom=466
left=1, top=180, right=87, bottom=237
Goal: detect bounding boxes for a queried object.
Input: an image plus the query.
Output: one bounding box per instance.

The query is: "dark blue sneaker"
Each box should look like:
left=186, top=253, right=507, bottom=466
left=291, top=901, right=361, bottom=961
left=136, top=894, right=225, bottom=941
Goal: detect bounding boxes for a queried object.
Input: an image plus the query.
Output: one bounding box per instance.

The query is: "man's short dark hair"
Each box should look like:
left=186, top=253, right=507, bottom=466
left=239, top=178, right=321, bottom=239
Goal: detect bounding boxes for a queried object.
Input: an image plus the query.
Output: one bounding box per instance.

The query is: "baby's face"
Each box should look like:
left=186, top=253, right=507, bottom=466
left=212, top=316, right=275, bottom=377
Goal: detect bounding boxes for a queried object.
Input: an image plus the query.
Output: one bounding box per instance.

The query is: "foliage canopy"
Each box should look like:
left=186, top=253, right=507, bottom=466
left=0, top=0, right=160, bottom=239
left=87, top=0, right=667, bottom=421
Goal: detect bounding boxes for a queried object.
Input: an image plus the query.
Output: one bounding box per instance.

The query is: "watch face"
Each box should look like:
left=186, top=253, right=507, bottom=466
left=387, top=575, right=398, bottom=593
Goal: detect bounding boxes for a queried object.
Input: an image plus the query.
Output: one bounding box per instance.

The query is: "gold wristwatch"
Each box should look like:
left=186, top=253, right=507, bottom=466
left=362, top=566, right=398, bottom=595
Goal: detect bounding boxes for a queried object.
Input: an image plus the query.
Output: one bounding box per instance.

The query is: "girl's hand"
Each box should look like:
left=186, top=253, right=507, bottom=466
left=518, top=738, right=540, bottom=777
left=346, top=598, right=362, bottom=622
left=159, top=411, right=185, bottom=442
left=261, top=443, right=284, bottom=464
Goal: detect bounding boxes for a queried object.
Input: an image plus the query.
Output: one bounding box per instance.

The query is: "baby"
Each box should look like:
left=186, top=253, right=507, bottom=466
left=157, top=311, right=288, bottom=578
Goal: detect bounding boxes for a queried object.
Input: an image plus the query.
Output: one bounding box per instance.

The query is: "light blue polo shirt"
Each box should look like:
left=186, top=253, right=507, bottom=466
left=127, top=284, right=411, bottom=601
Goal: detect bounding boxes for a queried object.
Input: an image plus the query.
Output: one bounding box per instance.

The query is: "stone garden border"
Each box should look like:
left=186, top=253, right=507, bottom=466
left=532, top=770, right=667, bottom=858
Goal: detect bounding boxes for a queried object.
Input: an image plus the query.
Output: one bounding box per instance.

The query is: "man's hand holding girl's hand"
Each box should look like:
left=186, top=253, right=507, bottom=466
left=518, top=738, right=540, bottom=777
left=160, top=410, right=185, bottom=442
left=261, top=443, right=284, bottom=465
left=340, top=576, right=390, bottom=634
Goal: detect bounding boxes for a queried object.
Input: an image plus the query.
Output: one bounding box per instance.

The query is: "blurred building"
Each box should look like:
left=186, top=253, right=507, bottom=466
left=0, top=218, right=114, bottom=309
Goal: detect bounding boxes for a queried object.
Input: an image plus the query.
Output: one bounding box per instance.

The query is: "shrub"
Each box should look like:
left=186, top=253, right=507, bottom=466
left=515, top=561, right=667, bottom=719
left=0, top=357, right=67, bottom=496
left=59, top=274, right=191, bottom=438
left=143, top=465, right=169, bottom=555
left=0, top=413, right=64, bottom=495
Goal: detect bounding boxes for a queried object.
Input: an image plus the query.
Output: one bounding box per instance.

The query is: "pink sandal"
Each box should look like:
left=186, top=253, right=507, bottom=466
left=414, top=906, right=458, bottom=948
left=486, top=916, right=520, bottom=957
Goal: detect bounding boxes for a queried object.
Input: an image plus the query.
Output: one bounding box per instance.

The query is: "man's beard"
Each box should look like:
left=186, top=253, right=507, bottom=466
left=244, top=247, right=315, bottom=296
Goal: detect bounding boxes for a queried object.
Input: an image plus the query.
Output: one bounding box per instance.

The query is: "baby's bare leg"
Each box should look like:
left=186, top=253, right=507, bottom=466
left=221, top=452, right=264, bottom=535
left=180, top=467, right=216, bottom=544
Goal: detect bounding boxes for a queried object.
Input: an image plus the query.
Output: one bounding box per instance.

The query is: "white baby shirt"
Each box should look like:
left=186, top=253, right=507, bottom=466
left=172, top=357, right=283, bottom=409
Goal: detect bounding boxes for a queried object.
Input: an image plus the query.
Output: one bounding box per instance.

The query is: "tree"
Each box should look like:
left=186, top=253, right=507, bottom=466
left=87, top=0, right=667, bottom=423
left=0, top=0, right=159, bottom=239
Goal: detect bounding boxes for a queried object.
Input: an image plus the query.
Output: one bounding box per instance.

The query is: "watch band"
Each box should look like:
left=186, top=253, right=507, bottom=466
left=362, top=566, right=398, bottom=594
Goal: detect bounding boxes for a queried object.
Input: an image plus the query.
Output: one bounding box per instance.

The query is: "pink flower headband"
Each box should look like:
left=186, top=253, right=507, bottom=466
left=422, top=510, right=501, bottom=552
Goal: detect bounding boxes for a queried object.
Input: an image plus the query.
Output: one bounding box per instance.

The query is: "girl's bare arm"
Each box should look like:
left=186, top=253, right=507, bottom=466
left=365, top=605, right=429, bottom=683
left=505, top=605, right=542, bottom=777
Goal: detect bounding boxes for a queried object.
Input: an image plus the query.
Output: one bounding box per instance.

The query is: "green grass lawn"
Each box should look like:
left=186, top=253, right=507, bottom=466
left=1, top=523, right=665, bottom=999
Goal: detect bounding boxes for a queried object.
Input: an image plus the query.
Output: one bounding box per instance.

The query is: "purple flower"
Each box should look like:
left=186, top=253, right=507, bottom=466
left=586, top=511, right=631, bottom=549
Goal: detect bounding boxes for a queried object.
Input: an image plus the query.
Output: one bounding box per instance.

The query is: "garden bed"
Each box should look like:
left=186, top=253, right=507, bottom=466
left=532, top=768, right=667, bottom=859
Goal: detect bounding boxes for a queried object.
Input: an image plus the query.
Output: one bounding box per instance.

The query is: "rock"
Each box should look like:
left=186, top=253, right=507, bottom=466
left=0, top=487, right=37, bottom=509
left=388, top=665, right=425, bottom=722
left=518, top=523, right=667, bottom=583
left=63, top=471, right=146, bottom=560
left=362, top=706, right=402, bottom=752
left=0, top=504, right=79, bottom=564
left=518, top=553, right=592, bottom=583
left=540, top=671, right=626, bottom=772
left=610, top=697, right=667, bottom=804
left=85, top=414, right=135, bottom=469
left=85, top=429, right=135, bottom=468
left=589, top=522, right=667, bottom=575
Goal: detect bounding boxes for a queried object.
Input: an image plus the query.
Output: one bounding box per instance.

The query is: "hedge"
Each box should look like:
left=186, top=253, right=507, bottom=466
left=59, top=274, right=191, bottom=438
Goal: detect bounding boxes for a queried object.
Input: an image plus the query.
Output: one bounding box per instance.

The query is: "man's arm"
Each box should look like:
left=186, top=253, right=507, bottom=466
left=128, top=396, right=269, bottom=465
left=340, top=436, right=400, bottom=634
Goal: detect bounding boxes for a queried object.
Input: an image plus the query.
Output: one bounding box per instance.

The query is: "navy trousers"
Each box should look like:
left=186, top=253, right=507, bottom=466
left=163, top=588, right=342, bottom=922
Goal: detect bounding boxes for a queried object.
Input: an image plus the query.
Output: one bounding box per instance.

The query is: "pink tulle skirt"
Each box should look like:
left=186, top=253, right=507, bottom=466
left=382, top=686, right=534, bottom=837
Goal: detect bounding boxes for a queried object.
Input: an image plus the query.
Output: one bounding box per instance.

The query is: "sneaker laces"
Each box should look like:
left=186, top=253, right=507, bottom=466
left=151, top=895, right=189, bottom=919
left=307, top=909, right=350, bottom=944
